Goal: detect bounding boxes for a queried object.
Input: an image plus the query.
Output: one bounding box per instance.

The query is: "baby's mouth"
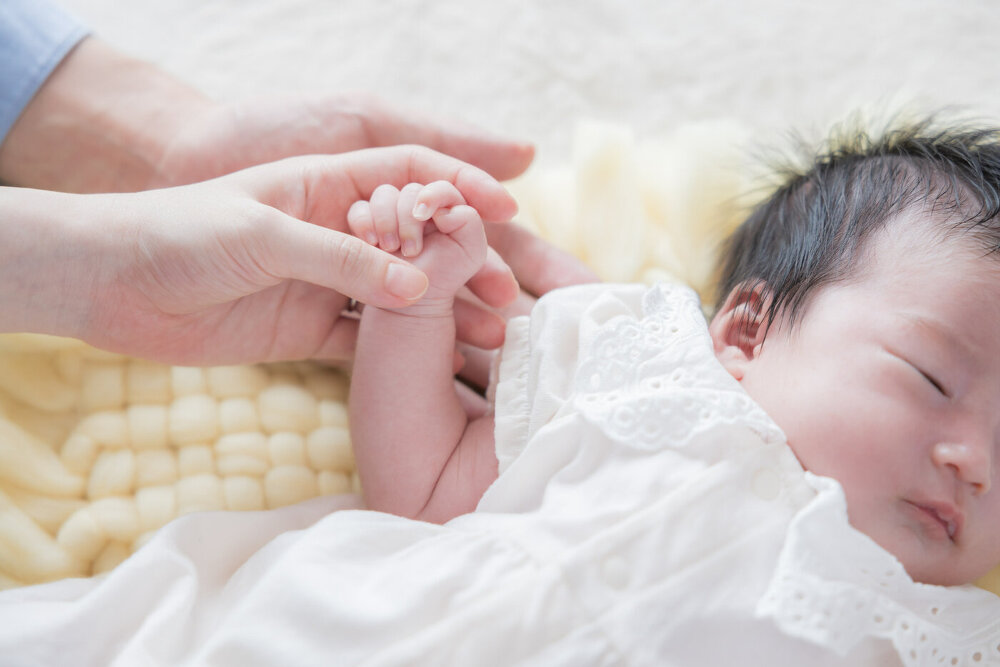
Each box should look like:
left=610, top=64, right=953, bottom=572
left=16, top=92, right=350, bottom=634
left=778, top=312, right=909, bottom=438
left=907, top=501, right=961, bottom=542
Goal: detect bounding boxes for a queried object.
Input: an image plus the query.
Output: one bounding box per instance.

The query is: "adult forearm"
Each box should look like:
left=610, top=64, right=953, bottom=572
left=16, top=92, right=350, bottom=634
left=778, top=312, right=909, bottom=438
left=0, top=38, right=212, bottom=193
left=0, top=186, right=111, bottom=337
left=350, top=304, right=469, bottom=518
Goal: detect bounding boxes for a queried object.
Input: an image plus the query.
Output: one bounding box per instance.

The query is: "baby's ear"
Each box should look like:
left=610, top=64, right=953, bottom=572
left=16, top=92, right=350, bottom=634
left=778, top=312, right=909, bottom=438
left=708, top=282, right=772, bottom=381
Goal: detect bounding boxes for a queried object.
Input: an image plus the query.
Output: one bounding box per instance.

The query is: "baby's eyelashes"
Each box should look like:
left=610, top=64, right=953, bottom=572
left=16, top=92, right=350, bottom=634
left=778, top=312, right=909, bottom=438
left=917, top=368, right=949, bottom=397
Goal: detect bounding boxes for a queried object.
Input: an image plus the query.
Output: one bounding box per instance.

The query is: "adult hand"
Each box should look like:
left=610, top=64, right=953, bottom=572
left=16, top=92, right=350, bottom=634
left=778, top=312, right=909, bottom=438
left=454, top=220, right=601, bottom=393
left=155, top=93, right=535, bottom=189
left=485, top=220, right=600, bottom=307
left=0, top=35, right=596, bottom=370
left=0, top=38, right=535, bottom=194
left=0, top=146, right=519, bottom=366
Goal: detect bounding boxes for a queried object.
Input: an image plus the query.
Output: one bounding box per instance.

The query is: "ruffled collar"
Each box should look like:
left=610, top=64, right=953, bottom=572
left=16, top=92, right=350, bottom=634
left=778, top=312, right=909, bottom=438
left=757, top=474, right=1000, bottom=666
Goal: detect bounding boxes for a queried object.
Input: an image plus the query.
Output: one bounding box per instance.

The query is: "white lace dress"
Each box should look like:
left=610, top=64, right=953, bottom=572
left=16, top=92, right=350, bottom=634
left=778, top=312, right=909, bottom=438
left=1, top=283, right=998, bottom=666
left=486, top=281, right=1000, bottom=666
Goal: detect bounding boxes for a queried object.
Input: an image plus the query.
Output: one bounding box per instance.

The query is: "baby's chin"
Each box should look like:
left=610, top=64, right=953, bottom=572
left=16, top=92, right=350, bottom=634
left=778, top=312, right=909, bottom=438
left=841, top=504, right=975, bottom=587
left=902, top=561, right=970, bottom=587
left=873, top=529, right=976, bottom=587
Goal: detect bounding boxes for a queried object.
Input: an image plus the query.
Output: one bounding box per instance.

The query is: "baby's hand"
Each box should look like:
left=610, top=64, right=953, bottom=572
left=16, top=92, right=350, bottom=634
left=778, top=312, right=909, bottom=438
left=347, top=181, right=488, bottom=300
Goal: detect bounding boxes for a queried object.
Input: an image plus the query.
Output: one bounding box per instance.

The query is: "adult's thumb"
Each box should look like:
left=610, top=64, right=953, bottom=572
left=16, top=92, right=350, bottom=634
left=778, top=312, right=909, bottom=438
left=267, top=214, right=428, bottom=308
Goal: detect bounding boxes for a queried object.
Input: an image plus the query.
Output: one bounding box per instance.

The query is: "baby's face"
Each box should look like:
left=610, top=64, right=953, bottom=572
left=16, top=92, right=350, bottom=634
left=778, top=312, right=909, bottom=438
left=714, top=215, right=1000, bottom=586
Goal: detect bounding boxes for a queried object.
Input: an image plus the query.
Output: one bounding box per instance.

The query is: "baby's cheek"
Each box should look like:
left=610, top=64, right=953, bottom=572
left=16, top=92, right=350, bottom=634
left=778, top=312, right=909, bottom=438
left=780, top=407, right=870, bottom=483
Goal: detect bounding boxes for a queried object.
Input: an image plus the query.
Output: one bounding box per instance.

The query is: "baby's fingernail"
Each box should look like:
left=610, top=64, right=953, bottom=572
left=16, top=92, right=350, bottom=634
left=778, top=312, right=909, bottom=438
left=381, top=233, right=399, bottom=251
left=413, top=203, right=430, bottom=220
left=364, top=232, right=378, bottom=246
left=402, top=240, right=419, bottom=257
left=385, top=263, right=428, bottom=301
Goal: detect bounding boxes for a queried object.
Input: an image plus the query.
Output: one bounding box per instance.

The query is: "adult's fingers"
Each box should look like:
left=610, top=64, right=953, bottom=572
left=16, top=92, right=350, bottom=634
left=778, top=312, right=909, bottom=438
left=464, top=247, right=519, bottom=309
left=263, top=209, right=429, bottom=309
left=355, top=98, right=536, bottom=181
left=454, top=379, right=490, bottom=419
left=456, top=344, right=496, bottom=393
left=245, top=148, right=519, bottom=229
left=308, top=316, right=360, bottom=363
left=495, top=288, right=538, bottom=320
left=484, top=220, right=600, bottom=297
left=453, top=298, right=506, bottom=350
left=454, top=289, right=534, bottom=389
left=355, top=146, right=519, bottom=224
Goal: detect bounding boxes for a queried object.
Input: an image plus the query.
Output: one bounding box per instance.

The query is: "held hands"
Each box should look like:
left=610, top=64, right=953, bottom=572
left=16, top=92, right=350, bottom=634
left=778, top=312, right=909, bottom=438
left=0, top=37, right=599, bottom=371
left=347, top=181, right=500, bottom=313
left=23, top=147, right=520, bottom=366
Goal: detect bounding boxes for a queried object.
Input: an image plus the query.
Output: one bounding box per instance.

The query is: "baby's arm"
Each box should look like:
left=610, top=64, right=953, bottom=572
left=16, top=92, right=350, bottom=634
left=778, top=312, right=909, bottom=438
left=347, top=182, right=501, bottom=523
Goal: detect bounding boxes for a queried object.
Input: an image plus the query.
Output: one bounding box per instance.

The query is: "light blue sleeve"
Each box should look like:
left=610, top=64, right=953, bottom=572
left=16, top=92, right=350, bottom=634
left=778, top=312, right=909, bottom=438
left=0, top=0, right=89, bottom=144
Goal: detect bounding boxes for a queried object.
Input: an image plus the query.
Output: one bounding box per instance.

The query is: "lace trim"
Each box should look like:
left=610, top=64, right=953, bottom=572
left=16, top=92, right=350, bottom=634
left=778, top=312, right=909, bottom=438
left=571, top=283, right=783, bottom=452
left=758, top=475, right=1000, bottom=666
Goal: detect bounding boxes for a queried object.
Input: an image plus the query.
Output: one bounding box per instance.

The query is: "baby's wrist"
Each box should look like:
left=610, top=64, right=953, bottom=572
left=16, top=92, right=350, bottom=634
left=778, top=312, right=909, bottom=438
left=382, top=291, right=457, bottom=320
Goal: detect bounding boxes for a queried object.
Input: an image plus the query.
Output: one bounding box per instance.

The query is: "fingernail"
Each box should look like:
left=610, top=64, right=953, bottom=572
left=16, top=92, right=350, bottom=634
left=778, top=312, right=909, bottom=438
left=385, top=263, right=428, bottom=301
left=364, top=232, right=378, bottom=246
left=413, top=203, right=430, bottom=220
left=401, top=240, right=419, bottom=257
left=381, top=233, right=399, bottom=252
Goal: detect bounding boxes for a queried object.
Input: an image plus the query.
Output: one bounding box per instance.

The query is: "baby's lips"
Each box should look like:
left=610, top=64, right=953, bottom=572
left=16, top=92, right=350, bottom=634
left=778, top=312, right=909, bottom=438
left=911, top=500, right=963, bottom=542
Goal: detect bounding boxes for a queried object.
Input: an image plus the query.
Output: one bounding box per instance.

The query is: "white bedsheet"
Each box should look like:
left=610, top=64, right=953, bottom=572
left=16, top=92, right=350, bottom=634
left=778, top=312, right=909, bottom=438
left=0, top=494, right=363, bottom=665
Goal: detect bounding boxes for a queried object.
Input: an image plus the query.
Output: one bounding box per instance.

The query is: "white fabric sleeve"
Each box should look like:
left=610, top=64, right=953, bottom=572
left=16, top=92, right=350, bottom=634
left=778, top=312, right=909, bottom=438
left=491, top=283, right=650, bottom=475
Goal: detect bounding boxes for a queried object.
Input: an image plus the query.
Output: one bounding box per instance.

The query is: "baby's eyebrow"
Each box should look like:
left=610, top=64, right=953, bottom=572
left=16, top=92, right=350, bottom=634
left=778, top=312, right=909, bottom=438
left=901, top=314, right=975, bottom=368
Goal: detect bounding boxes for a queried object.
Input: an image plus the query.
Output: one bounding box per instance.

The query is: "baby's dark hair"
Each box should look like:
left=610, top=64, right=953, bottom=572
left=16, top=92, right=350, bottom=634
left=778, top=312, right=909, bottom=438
left=715, top=116, right=1000, bottom=334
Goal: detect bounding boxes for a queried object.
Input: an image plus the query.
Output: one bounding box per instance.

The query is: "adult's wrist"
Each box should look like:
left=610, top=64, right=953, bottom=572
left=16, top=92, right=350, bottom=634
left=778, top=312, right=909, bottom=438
left=0, top=37, right=214, bottom=194
left=0, top=186, right=111, bottom=337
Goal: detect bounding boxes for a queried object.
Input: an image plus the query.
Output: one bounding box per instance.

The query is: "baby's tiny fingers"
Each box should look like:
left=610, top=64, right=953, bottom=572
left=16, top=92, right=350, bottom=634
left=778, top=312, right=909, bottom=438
left=432, top=204, right=481, bottom=235
left=347, top=201, right=378, bottom=246
left=413, top=180, right=466, bottom=221
left=370, top=184, right=402, bottom=252
left=397, top=183, right=425, bottom=257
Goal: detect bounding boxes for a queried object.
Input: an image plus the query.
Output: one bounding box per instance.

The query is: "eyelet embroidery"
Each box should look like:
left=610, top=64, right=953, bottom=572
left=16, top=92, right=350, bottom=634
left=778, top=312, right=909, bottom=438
left=758, top=475, right=1000, bottom=665
left=571, top=283, right=783, bottom=451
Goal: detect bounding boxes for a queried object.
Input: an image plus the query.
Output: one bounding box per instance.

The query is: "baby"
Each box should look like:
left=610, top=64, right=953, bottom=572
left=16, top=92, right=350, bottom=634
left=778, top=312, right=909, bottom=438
left=3, top=120, right=998, bottom=667
left=349, top=121, right=1000, bottom=589
left=341, top=119, right=1000, bottom=663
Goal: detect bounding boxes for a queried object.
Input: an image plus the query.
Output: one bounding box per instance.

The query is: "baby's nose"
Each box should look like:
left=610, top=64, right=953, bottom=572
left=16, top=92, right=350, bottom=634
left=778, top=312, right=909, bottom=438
left=932, top=441, right=993, bottom=495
